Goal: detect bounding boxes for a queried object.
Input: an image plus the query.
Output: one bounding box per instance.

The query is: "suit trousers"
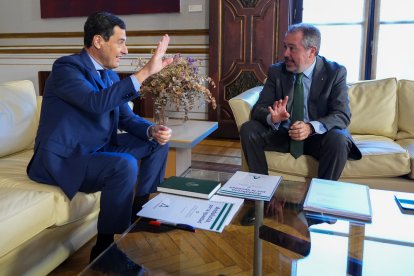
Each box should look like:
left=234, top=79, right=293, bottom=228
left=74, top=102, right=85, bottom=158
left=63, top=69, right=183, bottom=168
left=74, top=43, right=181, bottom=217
left=240, top=120, right=352, bottom=181
left=78, top=133, right=169, bottom=234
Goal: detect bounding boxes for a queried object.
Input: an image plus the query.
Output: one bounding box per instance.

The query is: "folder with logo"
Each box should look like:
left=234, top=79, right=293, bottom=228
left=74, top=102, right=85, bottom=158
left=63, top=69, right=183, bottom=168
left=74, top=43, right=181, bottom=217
left=157, top=176, right=221, bottom=199
left=217, top=171, right=282, bottom=201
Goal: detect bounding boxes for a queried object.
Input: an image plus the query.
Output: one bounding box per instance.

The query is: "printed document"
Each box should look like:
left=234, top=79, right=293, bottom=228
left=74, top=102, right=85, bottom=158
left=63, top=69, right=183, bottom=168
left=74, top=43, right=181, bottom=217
left=218, top=171, right=282, bottom=201
left=138, top=193, right=235, bottom=232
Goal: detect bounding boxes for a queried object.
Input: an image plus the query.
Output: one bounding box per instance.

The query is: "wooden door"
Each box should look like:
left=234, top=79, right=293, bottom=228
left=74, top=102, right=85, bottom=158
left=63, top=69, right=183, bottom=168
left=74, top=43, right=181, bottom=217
left=208, top=0, right=291, bottom=138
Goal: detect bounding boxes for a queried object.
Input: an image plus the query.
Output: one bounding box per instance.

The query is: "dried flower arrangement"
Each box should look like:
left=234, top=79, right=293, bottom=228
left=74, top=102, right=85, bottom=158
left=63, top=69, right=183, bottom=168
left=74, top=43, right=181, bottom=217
left=133, top=54, right=217, bottom=123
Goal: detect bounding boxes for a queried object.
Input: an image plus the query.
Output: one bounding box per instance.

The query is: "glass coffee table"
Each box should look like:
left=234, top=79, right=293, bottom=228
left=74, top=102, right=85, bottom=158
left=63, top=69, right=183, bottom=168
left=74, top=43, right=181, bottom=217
left=80, top=174, right=414, bottom=275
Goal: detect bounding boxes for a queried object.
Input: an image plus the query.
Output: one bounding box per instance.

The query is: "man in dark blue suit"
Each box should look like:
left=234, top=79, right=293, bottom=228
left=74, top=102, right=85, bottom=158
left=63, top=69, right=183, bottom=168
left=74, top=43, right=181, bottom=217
left=27, top=12, right=173, bottom=272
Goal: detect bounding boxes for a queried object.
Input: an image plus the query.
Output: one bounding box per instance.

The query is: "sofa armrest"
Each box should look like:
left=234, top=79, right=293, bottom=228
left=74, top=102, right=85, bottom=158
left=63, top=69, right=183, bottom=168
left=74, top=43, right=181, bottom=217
left=229, top=86, right=263, bottom=130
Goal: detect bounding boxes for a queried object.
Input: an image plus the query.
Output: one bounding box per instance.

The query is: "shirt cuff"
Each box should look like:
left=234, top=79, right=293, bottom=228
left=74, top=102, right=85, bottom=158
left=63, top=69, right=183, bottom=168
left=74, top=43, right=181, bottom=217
left=267, top=114, right=280, bottom=130
left=309, top=121, right=327, bottom=134
left=147, top=125, right=155, bottom=140
left=129, top=75, right=141, bottom=92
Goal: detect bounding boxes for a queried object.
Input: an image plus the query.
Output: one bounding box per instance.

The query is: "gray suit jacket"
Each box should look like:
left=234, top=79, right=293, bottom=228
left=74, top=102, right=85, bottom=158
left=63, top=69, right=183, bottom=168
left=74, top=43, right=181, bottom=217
left=252, top=55, right=361, bottom=160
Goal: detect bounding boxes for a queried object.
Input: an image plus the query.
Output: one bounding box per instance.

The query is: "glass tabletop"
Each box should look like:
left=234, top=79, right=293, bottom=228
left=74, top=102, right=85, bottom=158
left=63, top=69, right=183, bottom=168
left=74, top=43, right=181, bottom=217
left=79, top=174, right=414, bottom=275
left=260, top=183, right=414, bottom=276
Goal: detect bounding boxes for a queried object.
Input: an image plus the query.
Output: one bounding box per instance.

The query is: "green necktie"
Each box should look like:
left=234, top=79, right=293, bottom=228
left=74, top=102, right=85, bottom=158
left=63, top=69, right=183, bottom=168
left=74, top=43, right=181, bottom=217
left=290, top=73, right=304, bottom=159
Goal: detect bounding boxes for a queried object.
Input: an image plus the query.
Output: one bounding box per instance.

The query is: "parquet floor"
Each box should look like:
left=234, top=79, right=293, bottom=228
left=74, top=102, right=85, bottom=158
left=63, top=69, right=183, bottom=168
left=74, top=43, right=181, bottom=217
left=49, top=139, right=252, bottom=275
left=191, top=138, right=242, bottom=174
left=50, top=139, right=304, bottom=275
left=112, top=206, right=297, bottom=276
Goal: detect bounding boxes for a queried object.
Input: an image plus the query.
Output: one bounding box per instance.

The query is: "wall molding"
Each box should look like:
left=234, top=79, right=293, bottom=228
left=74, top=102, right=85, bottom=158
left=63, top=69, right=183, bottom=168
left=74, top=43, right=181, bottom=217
left=0, top=48, right=208, bottom=54
left=0, top=29, right=208, bottom=39
left=0, top=29, right=209, bottom=54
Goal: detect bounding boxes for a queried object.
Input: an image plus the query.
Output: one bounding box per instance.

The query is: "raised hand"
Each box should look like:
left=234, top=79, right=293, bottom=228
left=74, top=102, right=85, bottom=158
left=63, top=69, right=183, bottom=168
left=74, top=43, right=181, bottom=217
left=134, top=35, right=174, bottom=83
left=268, top=96, right=290, bottom=123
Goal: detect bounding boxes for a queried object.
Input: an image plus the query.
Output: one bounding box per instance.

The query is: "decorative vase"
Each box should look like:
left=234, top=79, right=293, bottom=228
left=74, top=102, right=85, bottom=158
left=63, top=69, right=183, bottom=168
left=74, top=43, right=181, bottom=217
left=153, top=104, right=168, bottom=125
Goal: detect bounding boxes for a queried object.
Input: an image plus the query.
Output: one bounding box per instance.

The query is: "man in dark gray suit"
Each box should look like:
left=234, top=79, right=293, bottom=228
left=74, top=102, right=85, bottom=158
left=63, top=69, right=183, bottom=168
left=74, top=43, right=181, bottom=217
left=240, top=23, right=361, bottom=225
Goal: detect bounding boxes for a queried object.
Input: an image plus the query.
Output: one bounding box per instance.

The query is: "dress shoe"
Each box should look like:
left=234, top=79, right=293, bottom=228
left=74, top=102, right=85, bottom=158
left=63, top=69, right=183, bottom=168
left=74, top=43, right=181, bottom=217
left=90, top=244, right=144, bottom=275
left=131, top=194, right=150, bottom=223
left=241, top=206, right=256, bottom=226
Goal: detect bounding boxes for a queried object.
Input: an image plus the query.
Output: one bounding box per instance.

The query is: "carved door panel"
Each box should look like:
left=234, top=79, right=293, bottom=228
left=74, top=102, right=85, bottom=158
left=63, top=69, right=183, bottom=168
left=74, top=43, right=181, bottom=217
left=208, top=0, right=290, bottom=138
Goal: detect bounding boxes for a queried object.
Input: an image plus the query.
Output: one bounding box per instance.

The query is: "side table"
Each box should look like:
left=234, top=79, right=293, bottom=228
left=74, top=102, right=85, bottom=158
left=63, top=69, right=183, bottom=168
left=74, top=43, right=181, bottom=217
left=150, top=119, right=218, bottom=177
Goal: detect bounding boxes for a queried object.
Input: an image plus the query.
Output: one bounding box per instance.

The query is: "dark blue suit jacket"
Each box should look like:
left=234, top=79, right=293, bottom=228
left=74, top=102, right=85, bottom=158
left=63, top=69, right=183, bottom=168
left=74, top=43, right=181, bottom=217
left=28, top=49, right=153, bottom=199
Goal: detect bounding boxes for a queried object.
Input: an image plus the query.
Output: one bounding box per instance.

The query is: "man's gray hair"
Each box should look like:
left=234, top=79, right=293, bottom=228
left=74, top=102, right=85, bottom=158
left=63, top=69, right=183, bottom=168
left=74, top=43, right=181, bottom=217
left=287, top=23, right=321, bottom=55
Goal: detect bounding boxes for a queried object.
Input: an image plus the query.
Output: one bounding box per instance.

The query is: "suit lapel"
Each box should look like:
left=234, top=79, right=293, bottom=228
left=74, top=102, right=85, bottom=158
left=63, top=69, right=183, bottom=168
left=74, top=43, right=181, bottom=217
left=308, top=56, right=327, bottom=118
left=281, top=69, right=295, bottom=113
left=80, top=49, right=119, bottom=144
left=80, top=49, right=106, bottom=88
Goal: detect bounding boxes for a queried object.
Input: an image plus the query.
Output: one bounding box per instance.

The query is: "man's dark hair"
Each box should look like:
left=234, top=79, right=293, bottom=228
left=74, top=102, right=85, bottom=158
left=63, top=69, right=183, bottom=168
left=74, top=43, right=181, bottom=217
left=84, top=11, right=126, bottom=48
left=287, top=23, right=321, bottom=55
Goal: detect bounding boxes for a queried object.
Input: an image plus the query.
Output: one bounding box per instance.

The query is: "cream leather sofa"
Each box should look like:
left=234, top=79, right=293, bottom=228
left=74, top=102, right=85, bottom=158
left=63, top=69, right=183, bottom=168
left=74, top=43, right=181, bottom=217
left=0, top=80, right=100, bottom=275
left=229, top=78, right=414, bottom=192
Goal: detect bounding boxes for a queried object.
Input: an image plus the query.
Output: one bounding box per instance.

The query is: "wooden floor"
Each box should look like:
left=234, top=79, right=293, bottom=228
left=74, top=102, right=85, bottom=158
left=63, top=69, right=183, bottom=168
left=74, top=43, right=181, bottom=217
left=191, top=138, right=242, bottom=173
left=49, top=138, right=244, bottom=275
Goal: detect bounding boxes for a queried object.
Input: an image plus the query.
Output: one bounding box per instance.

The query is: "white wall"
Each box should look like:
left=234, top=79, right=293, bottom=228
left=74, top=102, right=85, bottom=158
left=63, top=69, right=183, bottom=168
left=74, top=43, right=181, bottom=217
left=0, top=0, right=211, bottom=119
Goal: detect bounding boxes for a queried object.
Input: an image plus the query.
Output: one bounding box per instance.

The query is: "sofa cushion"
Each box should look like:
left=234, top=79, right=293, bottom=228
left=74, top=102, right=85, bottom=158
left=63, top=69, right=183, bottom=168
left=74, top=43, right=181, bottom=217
left=0, top=150, right=100, bottom=226
left=397, top=80, right=414, bottom=139
left=348, top=78, right=398, bottom=139
left=229, top=86, right=263, bottom=129
left=0, top=187, right=55, bottom=258
left=265, top=135, right=410, bottom=178
left=396, top=139, right=414, bottom=179
left=0, top=80, right=38, bottom=157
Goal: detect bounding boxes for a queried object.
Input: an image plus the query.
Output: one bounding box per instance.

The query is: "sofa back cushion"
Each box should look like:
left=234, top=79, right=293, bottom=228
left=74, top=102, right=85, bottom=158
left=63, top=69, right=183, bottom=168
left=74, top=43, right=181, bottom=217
left=0, top=80, right=38, bottom=157
left=348, top=78, right=398, bottom=139
left=397, top=79, right=414, bottom=139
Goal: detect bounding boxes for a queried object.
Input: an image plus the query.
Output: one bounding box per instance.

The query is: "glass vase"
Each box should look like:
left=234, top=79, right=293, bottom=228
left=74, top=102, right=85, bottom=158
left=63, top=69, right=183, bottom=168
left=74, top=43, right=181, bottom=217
left=153, top=104, right=168, bottom=125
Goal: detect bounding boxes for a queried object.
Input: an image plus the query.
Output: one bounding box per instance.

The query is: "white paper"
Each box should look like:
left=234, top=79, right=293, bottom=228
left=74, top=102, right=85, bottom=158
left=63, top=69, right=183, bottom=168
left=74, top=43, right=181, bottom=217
left=210, top=194, right=244, bottom=226
left=138, top=193, right=234, bottom=232
left=217, top=171, right=282, bottom=201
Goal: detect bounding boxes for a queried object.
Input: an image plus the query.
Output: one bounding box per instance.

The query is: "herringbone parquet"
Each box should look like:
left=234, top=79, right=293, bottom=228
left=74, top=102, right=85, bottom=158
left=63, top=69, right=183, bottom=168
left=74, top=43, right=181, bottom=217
left=50, top=139, right=303, bottom=275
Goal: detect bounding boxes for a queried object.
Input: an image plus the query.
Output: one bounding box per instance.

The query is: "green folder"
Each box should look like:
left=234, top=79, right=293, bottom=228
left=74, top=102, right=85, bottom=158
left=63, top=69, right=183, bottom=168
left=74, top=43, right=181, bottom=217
left=157, top=176, right=221, bottom=199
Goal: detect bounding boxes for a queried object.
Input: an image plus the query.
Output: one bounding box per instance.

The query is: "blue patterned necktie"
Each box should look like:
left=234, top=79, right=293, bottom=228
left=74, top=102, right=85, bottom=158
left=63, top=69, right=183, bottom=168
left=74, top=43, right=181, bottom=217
left=290, top=73, right=304, bottom=159
left=99, top=69, right=110, bottom=88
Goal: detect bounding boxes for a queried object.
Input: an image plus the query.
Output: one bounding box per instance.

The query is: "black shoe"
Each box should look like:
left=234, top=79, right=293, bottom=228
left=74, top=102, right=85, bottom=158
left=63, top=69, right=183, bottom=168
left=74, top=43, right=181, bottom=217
left=131, top=194, right=150, bottom=223
left=241, top=206, right=256, bottom=226
left=90, top=245, right=144, bottom=275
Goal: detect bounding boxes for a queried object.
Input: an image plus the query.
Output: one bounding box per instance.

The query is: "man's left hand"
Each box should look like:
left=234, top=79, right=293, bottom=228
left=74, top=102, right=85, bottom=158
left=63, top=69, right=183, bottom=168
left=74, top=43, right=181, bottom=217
left=151, top=125, right=172, bottom=145
left=288, top=121, right=313, bottom=141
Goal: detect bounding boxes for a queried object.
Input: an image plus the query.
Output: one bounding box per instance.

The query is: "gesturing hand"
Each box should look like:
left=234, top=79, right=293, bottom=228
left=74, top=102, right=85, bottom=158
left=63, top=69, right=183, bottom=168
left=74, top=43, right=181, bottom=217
left=134, top=35, right=174, bottom=83
left=268, top=96, right=290, bottom=123
left=151, top=125, right=172, bottom=145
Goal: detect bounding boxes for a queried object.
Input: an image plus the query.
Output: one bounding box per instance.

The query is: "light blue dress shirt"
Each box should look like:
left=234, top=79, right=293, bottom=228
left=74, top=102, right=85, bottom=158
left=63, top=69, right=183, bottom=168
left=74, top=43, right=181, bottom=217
left=87, top=53, right=141, bottom=91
